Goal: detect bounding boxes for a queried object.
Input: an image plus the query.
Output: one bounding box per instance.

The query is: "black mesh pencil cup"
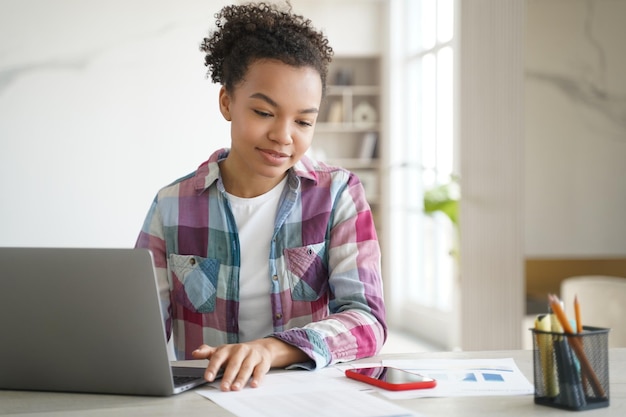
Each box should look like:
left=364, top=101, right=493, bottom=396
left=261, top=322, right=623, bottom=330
left=531, top=326, right=610, bottom=411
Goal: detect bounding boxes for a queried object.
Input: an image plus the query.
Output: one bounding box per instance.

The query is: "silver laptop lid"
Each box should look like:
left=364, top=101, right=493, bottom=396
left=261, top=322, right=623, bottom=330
left=0, top=247, right=182, bottom=396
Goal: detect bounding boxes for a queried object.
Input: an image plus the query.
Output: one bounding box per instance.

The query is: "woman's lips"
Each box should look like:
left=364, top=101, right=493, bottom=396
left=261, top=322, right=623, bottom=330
left=258, top=148, right=290, bottom=165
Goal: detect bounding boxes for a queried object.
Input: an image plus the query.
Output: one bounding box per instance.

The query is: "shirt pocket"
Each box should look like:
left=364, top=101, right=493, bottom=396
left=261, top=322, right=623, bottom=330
left=168, top=254, right=219, bottom=313
left=283, top=243, right=328, bottom=302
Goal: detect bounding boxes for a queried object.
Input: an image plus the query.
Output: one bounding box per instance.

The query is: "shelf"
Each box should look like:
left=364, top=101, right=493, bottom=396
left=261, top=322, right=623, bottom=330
left=325, top=158, right=379, bottom=170
left=315, top=55, right=382, bottom=236
left=325, top=85, right=380, bottom=96
left=315, top=123, right=379, bottom=133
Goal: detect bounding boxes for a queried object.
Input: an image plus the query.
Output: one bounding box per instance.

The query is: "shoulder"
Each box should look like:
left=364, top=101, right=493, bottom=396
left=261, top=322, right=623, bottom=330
left=155, top=148, right=228, bottom=198
left=293, top=154, right=354, bottom=187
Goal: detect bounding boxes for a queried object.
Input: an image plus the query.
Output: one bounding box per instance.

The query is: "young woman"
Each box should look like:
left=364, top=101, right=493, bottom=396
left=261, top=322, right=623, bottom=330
left=136, top=1, right=387, bottom=392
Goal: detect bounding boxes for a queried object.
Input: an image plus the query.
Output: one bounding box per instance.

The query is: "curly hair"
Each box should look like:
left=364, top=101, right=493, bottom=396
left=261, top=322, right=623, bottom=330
left=200, top=1, right=333, bottom=94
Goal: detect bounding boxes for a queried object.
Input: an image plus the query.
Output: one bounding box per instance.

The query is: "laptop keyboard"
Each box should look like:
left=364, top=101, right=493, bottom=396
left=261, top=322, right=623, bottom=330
left=173, top=375, right=204, bottom=387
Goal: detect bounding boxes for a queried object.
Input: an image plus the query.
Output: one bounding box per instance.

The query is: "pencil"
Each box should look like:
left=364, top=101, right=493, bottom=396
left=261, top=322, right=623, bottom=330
left=574, top=295, right=582, bottom=334
left=548, top=294, right=606, bottom=399
left=574, top=294, right=589, bottom=393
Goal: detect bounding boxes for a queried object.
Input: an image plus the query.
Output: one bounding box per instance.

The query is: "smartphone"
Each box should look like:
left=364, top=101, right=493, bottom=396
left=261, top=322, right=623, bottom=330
left=345, top=366, right=436, bottom=391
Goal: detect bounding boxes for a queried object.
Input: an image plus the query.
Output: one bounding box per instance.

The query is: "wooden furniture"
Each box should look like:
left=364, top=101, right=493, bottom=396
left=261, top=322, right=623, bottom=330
left=525, top=257, right=626, bottom=304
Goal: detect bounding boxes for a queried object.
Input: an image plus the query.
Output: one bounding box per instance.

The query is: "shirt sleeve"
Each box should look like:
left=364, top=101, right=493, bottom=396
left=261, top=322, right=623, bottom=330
left=135, top=196, right=173, bottom=339
left=272, top=171, right=387, bottom=369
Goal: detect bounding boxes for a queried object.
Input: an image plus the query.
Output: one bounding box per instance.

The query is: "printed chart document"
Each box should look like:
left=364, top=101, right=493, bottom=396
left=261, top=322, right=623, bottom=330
left=368, top=358, right=534, bottom=400
left=197, top=366, right=421, bottom=417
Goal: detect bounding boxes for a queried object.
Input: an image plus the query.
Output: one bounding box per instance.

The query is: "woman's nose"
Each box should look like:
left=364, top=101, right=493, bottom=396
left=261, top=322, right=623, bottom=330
left=268, top=119, right=293, bottom=144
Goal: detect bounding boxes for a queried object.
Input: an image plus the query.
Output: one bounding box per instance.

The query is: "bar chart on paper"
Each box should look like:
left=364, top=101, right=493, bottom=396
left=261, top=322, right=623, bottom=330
left=373, top=358, right=534, bottom=399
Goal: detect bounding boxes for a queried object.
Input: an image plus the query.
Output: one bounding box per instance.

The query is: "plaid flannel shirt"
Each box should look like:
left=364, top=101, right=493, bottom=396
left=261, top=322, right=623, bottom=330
left=136, top=148, right=387, bottom=369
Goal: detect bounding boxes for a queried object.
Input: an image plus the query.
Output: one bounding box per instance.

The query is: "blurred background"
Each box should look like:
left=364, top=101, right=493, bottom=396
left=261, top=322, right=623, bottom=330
left=1, top=0, right=625, bottom=351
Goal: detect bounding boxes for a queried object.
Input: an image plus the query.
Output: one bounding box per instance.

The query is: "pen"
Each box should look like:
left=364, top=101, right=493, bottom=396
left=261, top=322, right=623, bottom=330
left=554, top=333, right=587, bottom=408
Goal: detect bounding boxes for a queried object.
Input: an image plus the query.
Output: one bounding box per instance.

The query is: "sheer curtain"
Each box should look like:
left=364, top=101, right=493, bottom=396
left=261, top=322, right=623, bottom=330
left=385, top=0, right=459, bottom=350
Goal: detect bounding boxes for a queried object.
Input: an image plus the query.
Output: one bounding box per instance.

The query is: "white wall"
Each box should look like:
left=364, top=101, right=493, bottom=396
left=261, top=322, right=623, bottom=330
left=289, top=0, right=383, bottom=56
left=0, top=0, right=238, bottom=247
left=525, top=0, right=626, bottom=257
left=4, top=0, right=621, bottom=260
left=0, top=0, right=383, bottom=249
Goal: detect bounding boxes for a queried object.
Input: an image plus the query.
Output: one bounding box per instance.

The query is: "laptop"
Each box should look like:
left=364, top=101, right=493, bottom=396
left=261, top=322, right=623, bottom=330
left=0, top=247, right=211, bottom=396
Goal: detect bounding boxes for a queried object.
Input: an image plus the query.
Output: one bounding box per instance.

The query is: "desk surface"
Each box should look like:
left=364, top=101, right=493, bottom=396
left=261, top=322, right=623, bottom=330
left=2, top=349, right=625, bottom=416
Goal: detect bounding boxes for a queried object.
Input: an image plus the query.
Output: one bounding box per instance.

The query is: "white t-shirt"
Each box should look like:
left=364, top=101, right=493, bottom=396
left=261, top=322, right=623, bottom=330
left=226, top=177, right=287, bottom=342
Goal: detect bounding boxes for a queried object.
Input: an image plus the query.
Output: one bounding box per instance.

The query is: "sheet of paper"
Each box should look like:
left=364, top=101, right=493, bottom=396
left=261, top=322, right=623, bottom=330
left=373, top=358, right=534, bottom=399
left=196, top=367, right=421, bottom=417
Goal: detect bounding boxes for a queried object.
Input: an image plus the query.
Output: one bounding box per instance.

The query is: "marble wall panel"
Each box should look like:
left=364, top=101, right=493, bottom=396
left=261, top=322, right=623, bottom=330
left=525, top=0, right=626, bottom=256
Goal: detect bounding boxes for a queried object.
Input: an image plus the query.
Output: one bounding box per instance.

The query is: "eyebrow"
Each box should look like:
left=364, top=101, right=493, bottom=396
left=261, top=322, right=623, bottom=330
left=249, top=92, right=319, bottom=114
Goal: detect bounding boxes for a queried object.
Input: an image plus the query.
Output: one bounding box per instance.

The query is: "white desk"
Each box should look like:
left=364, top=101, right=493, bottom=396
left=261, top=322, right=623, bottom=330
left=1, top=349, right=625, bottom=416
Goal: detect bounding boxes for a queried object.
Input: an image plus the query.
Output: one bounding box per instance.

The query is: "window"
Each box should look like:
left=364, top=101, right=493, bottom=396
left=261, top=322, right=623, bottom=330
left=388, top=0, right=458, bottom=348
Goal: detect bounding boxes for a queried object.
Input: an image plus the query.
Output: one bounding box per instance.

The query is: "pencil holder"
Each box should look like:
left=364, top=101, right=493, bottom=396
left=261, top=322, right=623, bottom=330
left=531, top=326, right=610, bottom=411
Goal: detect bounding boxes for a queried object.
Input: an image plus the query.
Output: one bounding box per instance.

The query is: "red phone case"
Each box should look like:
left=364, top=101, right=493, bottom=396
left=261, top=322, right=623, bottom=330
left=345, top=367, right=437, bottom=391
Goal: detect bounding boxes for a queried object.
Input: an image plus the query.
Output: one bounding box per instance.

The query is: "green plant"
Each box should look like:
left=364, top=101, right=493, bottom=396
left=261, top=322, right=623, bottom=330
left=423, top=176, right=460, bottom=228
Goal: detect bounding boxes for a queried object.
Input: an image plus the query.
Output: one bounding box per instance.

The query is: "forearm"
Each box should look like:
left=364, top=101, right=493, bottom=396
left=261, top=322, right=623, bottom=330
left=260, top=337, right=310, bottom=368
left=272, top=309, right=387, bottom=370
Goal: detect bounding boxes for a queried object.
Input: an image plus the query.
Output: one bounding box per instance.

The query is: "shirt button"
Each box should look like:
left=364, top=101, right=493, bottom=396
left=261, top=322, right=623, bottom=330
left=272, top=275, right=278, bottom=281
left=189, top=258, right=196, bottom=265
left=275, top=313, right=283, bottom=320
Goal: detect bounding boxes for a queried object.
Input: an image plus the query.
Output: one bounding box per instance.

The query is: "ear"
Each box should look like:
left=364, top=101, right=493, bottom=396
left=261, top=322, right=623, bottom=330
left=218, top=86, right=232, bottom=121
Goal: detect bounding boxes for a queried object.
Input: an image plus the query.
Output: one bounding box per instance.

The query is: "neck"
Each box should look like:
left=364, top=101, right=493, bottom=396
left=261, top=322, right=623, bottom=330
left=219, top=159, right=287, bottom=198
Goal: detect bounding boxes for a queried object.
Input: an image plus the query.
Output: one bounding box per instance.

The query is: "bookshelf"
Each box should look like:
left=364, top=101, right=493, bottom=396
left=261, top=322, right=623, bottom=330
left=312, top=56, right=382, bottom=202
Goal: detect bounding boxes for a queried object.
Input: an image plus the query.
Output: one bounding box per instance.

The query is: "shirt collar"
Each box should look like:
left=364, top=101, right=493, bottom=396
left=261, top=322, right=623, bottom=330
left=193, top=148, right=319, bottom=194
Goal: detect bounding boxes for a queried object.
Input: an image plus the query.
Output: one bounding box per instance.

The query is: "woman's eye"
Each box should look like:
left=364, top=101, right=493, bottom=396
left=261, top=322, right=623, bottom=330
left=297, top=120, right=314, bottom=127
left=254, top=110, right=272, bottom=118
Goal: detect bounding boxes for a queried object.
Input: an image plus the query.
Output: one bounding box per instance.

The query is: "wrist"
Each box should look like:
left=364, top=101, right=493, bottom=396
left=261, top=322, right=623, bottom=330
left=258, top=336, right=309, bottom=368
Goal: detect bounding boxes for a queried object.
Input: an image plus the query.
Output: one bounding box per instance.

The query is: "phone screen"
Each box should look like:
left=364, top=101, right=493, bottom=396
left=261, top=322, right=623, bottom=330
left=349, top=366, right=433, bottom=384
